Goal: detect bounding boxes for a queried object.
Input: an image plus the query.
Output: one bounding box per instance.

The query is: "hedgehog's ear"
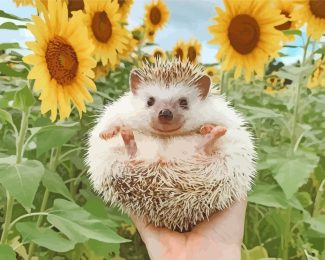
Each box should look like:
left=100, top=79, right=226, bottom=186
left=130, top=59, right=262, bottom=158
left=130, top=69, right=142, bottom=95
left=195, top=75, right=210, bottom=99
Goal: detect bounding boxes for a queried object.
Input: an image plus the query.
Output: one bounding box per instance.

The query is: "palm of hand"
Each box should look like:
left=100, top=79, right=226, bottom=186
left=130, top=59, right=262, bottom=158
left=131, top=199, right=246, bottom=260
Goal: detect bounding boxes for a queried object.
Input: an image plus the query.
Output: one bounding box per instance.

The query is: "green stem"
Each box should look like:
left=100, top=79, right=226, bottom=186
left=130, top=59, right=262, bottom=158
left=27, top=148, right=60, bottom=259
left=283, top=37, right=310, bottom=260
left=282, top=208, right=292, bottom=260
left=9, top=212, right=49, bottom=230
left=16, top=109, right=30, bottom=164
left=313, top=179, right=325, bottom=217
left=0, top=108, right=30, bottom=244
left=290, top=37, right=310, bottom=153
left=0, top=192, right=14, bottom=244
left=220, top=71, right=229, bottom=96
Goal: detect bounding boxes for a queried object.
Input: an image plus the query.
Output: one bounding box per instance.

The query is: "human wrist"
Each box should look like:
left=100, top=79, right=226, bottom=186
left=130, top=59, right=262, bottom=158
left=185, top=240, right=241, bottom=260
left=213, top=243, right=241, bottom=260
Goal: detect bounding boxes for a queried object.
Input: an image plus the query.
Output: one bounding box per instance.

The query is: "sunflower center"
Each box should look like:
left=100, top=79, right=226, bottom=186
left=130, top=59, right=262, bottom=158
left=309, top=0, right=325, bottom=18
left=45, top=36, right=78, bottom=85
left=207, top=71, right=214, bottom=76
left=275, top=11, right=292, bottom=30
left=118, top=0, right=125, bottom=7
left=154, top=51, right=163, bottom=59
left=150, top=7, right=162, bottom=25
left=67, top=0, right=84, bottom=17
left=228, top=14, right=260, bottom=55
left=175, top=48, right=183, bottom=60
left=92, top=11, right=112, bottom=43
left=187, top=46, right=197, bottom=62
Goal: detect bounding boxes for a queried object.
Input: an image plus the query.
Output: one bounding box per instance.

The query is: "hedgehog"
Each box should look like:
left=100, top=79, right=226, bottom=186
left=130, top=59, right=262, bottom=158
left=86, top=59, right=256, bottom=232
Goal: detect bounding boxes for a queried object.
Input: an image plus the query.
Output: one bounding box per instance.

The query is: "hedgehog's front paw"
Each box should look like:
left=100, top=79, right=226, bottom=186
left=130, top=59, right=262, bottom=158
left=99, top=126, right=121, bottom=140
left=120, top=126, right=137, bottom=158
left=198, top=124, right=216, bottom=135
left=196, top=125, right=227, bottom=155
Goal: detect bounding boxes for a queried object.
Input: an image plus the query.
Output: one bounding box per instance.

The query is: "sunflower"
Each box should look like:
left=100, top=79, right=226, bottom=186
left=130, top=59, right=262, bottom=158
left=145, top=28, right=157, bottom=43
left=205, top=66, right=220, bottom=84
left=23, top=0, right=96, bottom=121
left=66, top=0, right=85, bottom=17
left=208, top=0, right=286, bottom=81
left=131, top=25, right=146, bottom=46
left=274, top=0, right=301, bottom=41
left=186, top=39, right=201, bottom=64
left=264, top=74, right=288, bottom=94
left=144, top=0, right=169, bottom=31
left=150, top=47, right=166, bottom=62
left=118, top=31, right=137, bottom=62
left=13, top=0, right=33, bottom=6
left=292, top=0, right=325, bottom=40
left=93, top=62, right=111, bottom=80
left=118, top=0, right=134, bottom=21
left=35, top=0, right=84, bottom=15
left=80, top=0, right=128, bottom=67
left=172, top=40, right=187, bottom=62
left=308, top=57, right=325, bottom=88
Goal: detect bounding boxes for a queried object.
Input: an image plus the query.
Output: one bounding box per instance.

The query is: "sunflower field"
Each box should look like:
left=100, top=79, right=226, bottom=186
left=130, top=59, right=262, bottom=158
left=0, top=0, right=324, bottom=259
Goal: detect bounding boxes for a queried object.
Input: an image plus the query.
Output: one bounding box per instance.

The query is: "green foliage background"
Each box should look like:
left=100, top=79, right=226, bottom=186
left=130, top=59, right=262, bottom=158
left=0, top=7, right=325, bottom=260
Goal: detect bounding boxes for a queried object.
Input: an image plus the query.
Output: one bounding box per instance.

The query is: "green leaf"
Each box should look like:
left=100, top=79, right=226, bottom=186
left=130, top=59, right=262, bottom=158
left=273, top=153, right=319, bottom=199
left=0, top=63, right=27, bottom=77
left=0, top=42, right=20, bottom=51
left=16, top=222, right=75, bottom=252
left=305, top=250, right=320, bottom=260
left=0, top=108, right=14, bottom=127
left=296, top=192, right=313, bottom=207
left=241, top=246, right=268, bottom=260
left=315, top=48, right=325, bottom=54
left=0, top=160, right=44, bottom=208
left=42, top=169, right=73, bottom=201
left=248, top=184, right=289, bottom=208
left=306, top=216, right=325, bottom=234
left=13, top=86, right=35, bottom=111
left=47, top=199, right=129, bottom=244
left=86, top=240, right=120, bottom=258
left=0, top=10, right=29, bottom=21
left=283, top=29, right=302, bottom=36
left=34, top=124, right=79, bottom=157
left=0, top=245, right=16, bottom=260
left=0, top=22, right=26, bottom=30
left=237, top=104, right=283, bottom=120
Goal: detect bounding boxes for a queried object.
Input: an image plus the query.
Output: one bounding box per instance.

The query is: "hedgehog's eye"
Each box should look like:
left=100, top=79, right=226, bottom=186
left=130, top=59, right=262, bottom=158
left=147, top=97, right=155, bottom=107
left=179, top=98, right=188, bottom=109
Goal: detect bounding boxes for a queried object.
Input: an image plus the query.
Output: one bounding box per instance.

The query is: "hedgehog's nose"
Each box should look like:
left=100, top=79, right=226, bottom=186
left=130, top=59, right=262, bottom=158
left=158, top=109, right=173, bottom=122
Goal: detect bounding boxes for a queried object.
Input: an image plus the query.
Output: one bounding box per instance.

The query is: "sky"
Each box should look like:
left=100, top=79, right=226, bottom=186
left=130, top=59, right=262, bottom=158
left=0, top=0, right=306, bottom=65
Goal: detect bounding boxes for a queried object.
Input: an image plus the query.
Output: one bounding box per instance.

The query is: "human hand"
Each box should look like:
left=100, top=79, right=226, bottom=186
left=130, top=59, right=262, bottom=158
left=131, top=199, right=247, bottom=260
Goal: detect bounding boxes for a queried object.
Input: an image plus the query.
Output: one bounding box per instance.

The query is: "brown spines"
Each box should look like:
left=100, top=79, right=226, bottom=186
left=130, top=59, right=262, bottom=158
left=135, top=58, right=208, bottom=88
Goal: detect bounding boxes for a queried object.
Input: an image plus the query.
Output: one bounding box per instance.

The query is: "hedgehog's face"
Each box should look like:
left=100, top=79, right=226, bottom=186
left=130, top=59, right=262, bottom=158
left=129, top=69, right=211, bottom=136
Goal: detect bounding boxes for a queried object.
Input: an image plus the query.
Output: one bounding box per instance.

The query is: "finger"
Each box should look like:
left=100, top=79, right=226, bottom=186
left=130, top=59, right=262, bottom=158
left=208, top=198, right=247, bottom=224
left=129, top=213, right=160, bottom=244
left=194, top=198, right=247, bottom=244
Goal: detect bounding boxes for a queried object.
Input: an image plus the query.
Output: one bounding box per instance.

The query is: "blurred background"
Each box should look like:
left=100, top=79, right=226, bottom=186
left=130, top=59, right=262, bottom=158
left=0, top=0, right=324, bottom=259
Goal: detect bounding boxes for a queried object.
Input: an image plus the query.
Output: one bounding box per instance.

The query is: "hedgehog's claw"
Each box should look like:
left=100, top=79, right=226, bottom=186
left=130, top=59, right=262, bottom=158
left=196, top=125, right=227, bottom=155
left=120, top=127, right=137, bottom=158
